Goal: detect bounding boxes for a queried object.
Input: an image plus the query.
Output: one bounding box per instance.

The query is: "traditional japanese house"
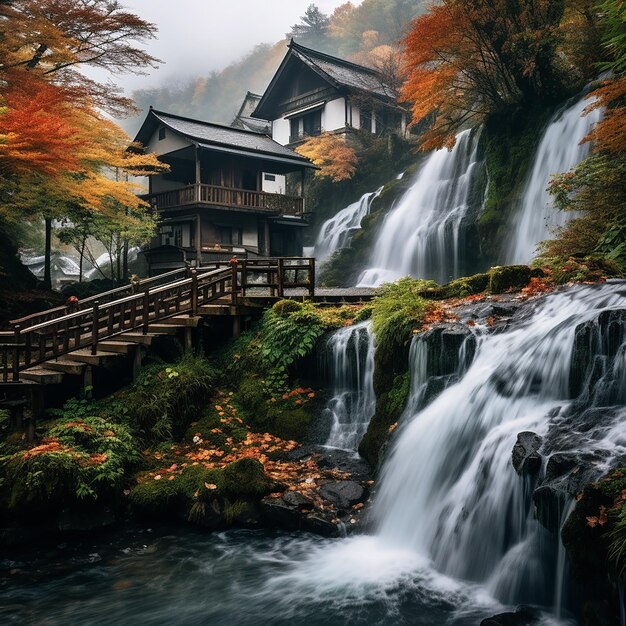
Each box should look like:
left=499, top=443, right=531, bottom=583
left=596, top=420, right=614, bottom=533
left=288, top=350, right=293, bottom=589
left=133, top=108, right=316, bottom=273
left=252, top=40, right=407, bottom=147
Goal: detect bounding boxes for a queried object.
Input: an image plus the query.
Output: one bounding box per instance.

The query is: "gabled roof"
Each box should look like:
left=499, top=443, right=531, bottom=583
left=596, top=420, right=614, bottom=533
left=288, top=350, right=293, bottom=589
left=133, top=108, right=313, bottom=168
left=231, top=92, right=272, bottom=134
left=253, top=41, right=397, bottom=120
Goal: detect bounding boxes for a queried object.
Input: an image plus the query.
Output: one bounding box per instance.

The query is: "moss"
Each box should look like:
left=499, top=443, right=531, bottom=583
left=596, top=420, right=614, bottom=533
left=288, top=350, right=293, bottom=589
left=223, top=499, right=254, bottom=524
left=480, top=105, right=554, bottom=256
left=421, top=272, right=491, bottom=300
left=272, top=299, right=303, bottom=317
left=222, top=458, right=269, bottom=497
left=129, top=459, right=268, bottom=521
left=272, top=407, right=312, bottom=441
left=489, top=265, right=532, bottom=293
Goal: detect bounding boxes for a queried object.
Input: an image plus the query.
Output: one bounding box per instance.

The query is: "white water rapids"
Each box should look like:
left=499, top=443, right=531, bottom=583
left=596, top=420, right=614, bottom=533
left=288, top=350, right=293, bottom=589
left=505, top=96, right=603, bottom=264
left=261, top=282, right=626, bottom=623
left=357, top=129, right=482, bottom=287
left=323, top=321, right=376, bottom=451
left=313, top=188, right=383, bottom=265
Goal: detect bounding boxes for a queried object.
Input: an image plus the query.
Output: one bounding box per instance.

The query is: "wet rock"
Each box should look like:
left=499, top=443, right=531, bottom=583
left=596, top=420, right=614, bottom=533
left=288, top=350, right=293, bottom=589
left=259, top=498, right=339, bottom=537
left=480, top=606, right=542, bottom=626
left=282, top=491, right=314, bottom=510
left=512, top=432, right=542, bottom=475
left=422, top=326, right=476, bottom=376
left=302, top=514, right=339, bottom=537
left=319, top=481, right=365, bottom=509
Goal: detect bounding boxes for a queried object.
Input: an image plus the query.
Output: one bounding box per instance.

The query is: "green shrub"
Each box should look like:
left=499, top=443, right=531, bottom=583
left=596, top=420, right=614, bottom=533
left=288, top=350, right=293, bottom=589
left=0, top=416, right=139, bottom=514
left=272, top=299, right=303, bottom=317
left=123, top=353, right=218, bottom=442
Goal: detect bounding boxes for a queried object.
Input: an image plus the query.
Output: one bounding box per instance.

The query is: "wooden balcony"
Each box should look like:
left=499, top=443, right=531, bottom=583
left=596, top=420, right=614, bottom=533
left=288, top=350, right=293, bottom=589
left=143, top=184, right=305, bottom=216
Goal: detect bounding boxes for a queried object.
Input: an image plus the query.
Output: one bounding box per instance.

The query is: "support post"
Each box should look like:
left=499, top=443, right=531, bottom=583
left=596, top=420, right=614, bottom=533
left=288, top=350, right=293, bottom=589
left=277, top=258, right=284, bottom=298
left=132, top=347, right=142, bottom=383
left=143, top=290, right=150, bottom=334
left=12, top=324, right=20, bottom=382
left=232, top=316, right=241, bottom=339
left=191, top=269, right=198, bottom=316
left=241, top=260, right=247, bottom=297
left=308, top=257, right=315, bottom=298
left=91, top=301, right=99, bottom=355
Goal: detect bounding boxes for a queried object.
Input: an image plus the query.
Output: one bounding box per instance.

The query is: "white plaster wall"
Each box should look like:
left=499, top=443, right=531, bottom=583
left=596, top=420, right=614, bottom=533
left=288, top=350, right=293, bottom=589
left=242, top=220, right=258, bottom=247
left=261, top=173, right=286, bottom=194
left=146, top=127, right=192, bottom=155
left=272, top=117, right=291, bottom=145
left=323, top=97, right=346, bottom=132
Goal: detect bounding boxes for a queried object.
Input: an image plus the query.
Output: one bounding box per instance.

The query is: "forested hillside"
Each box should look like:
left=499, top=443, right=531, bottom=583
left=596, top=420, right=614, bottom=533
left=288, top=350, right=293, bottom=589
left=129, top=1, right=426, bottom=130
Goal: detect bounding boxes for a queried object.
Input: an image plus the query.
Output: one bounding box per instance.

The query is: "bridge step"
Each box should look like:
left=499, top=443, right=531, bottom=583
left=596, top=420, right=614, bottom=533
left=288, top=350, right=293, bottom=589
left=98, top=340, right=138, bottom=354
left=46, top=359, right=87, bottom=376
left=159, top=315, right=202, bottom=327
left=69, top=349, right=121, bottom=366
left=114, top=332, right=161, bottom=346
left=147, top=324, right=179, bottom=335
left=20, top=367, right=65, bottom=384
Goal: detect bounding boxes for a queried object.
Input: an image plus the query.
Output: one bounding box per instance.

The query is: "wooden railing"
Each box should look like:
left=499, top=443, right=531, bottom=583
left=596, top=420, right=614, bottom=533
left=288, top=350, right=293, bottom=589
left=145, top=184, right=305, bottom=216
left=0, top=258, right=315, bottom=383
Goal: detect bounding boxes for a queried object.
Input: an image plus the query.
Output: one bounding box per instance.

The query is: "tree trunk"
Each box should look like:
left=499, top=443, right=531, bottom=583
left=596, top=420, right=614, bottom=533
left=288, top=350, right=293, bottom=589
left=122, top=239, right=129, bottom=281
left=43, top=217, right=52, bottom=290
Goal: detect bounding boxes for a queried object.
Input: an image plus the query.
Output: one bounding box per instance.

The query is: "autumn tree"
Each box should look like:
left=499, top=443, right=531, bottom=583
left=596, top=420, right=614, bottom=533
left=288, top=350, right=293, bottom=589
left=296, top=134, right=358, bottom=182
left=401, top=0, right=568, bottom=149
left=0, top=0, right=165, bottom=289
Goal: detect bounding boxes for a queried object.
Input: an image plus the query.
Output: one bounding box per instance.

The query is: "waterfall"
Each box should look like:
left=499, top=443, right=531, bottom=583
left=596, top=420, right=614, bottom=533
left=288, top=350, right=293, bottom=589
left=372, top=281, right=626, bottom=609
left=357, top=129, right=483, bottom=287
left=314, top=188, right=383, bottom=265
left=323, top=321, right=376, bottom=451
left=505, top=96, right=603, bottom=264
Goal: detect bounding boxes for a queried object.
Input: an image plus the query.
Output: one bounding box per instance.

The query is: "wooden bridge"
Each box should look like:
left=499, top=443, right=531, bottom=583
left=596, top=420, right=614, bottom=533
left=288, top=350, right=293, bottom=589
left=0, top=258, right=376, bottom=433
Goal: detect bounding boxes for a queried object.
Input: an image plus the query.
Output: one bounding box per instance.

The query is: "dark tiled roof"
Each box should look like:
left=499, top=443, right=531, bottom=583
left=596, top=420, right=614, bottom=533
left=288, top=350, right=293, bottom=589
left=290, top=42, right=395, bottom=99
left=150, top=110, right=305, bottom=161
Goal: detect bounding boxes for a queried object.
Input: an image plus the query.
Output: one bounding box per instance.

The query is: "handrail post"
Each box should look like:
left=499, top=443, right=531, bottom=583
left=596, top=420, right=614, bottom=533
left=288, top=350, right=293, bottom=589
left=230, top=262, right=238, bottom=306
left=191, top=269, right=198, bottom=316
left=309, top=258, right=315, bottom=298
left=241, top=259, right=247, bottom=297
left=12, top=324, right=20, bottom=382
left=91, top=301, right=99, bottom=355
left=277, top=258, right=284, bottom=298
left=143, top=289, right=151, bottom=334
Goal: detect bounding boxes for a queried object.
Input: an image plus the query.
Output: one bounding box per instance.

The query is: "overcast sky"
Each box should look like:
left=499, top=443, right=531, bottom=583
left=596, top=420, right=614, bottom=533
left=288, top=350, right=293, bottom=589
left=109, top=0, right=359, bottom=93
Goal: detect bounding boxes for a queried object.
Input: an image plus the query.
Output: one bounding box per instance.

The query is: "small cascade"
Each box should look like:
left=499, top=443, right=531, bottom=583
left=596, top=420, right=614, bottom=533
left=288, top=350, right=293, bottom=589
left=505, top=95, right=603, bottom=264
left=371, top=281, right=626, bottom=611
left=313, top=188, right=383, bottom=265
left=357, top=128, right=483, bottom=287
left=323, top=321, right=376, bottom=451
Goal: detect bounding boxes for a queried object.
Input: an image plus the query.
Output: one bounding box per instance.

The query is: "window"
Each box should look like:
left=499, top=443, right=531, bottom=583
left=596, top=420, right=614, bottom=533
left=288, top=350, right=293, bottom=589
left=218, top=226, right=242, bottom=246
left=158, top=127, right=166, bottom=140
left=264, top=174, right=276, bottom=182
left=160, top=223, right=190, bottom=248
left=289, top=109, right=322, bottom=142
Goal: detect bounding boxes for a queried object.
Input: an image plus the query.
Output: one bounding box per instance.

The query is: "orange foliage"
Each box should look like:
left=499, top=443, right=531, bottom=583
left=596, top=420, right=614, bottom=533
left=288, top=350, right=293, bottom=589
left=585, top=76, right=626, bottom=155
left=296, top=133, right=358, bottom=182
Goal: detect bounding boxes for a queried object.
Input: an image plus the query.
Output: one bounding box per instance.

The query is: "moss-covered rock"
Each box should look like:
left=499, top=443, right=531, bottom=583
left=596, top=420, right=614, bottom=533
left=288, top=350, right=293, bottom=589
left=421, top=272, right=491, bottom=300
left=488, top=265, right=532, bottom=293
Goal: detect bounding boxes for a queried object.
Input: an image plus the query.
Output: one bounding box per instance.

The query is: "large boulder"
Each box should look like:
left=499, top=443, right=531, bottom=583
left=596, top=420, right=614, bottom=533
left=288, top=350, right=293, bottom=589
left=319, top=481, right=366, bottom=510
left=512, top=432, right=543, bottom=475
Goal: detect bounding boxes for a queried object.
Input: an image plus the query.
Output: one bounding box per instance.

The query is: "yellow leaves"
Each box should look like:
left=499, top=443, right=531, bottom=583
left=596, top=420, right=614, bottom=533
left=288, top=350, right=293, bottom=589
left=296, top=133, right=358, bottom=182
left=204, top=482, right=218, bottom=490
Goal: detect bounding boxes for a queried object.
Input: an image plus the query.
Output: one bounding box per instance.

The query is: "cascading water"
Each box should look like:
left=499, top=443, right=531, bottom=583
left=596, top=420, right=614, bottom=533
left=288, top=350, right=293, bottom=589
left=313, top=188, right=382, bottom=265
left=322, top=321, right=376, bottom=451
left=505, top=95, right=603, bottom=264
left=373, top=282, right=626, bottom=612
left=357, top=128, right=483, bottom=287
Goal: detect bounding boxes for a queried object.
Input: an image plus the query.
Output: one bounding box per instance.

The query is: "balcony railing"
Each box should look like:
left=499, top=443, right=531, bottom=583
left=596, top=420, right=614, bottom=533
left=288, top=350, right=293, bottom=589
left=143, top=184, right=305, bottom=216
